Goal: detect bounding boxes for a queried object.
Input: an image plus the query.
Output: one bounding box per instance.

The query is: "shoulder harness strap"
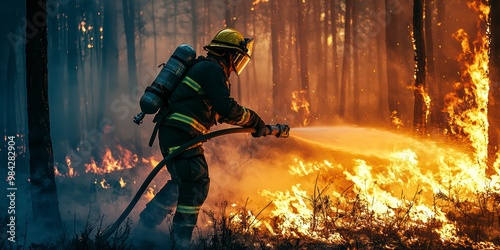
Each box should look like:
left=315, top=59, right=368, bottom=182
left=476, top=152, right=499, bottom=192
left=148, top=56, right=214, bottom=147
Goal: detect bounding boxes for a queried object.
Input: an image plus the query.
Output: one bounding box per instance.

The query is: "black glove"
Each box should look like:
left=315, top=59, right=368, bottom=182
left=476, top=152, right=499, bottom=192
left=252, top=121, right=268, bottom=138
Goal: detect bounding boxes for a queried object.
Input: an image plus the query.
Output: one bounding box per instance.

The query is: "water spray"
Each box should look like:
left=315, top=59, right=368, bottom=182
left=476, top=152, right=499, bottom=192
left=99, top=124, right=290, bottom=240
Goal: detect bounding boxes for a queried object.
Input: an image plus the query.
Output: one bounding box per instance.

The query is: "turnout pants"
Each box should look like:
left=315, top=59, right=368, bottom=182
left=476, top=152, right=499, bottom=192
left=139, top=150, right=210, bottom=248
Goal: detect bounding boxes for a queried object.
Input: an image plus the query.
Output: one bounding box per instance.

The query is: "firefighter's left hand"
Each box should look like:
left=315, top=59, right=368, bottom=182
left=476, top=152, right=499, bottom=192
left=252, top=123, right=268, bottom=138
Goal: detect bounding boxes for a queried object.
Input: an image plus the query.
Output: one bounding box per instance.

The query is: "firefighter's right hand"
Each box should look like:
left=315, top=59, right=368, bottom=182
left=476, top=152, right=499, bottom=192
left=252, top=122, right=268, bottom=138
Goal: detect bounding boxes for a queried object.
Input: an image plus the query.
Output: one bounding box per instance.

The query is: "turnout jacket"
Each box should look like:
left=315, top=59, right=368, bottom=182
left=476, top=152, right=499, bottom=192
left=158, top=55, right=265, bottom=154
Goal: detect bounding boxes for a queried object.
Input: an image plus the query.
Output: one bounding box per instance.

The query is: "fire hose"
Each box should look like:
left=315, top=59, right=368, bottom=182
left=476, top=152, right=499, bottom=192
left=99, top=124, right=290, bottom=240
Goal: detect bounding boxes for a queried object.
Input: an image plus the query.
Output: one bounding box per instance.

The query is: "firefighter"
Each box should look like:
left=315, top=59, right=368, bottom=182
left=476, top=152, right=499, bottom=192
left=137, top=28, right=268, bottom=248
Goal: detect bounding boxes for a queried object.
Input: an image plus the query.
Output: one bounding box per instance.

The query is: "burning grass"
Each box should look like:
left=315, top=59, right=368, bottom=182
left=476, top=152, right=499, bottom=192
left=3, top=170, right=500, bottom=249
left=8, top=126, right=500, bottom=249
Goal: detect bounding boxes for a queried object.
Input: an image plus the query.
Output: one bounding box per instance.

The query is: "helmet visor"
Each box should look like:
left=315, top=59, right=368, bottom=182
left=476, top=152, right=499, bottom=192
left=233, top=38, right=254, bottom=75
left=233, top=53, right=251, bottom=75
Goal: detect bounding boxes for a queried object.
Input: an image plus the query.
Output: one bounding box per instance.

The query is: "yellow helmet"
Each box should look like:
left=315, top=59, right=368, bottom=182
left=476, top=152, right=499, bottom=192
left=204, top=28, right=254, bottom=75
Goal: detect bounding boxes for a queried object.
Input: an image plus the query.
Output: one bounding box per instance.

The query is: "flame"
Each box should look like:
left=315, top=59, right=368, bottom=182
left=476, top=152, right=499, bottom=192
left=291, top=90, right=311, bottom=126
left=85, top=146, right=138, bottom=174
left=144, top=187, right=155, bottom=201
left=119, top=177, right=126, bottom=188
left=54, top=156, right=78, bottom=177
left=288, top=158, right=334, bottom=177
left=100, top=179, right=110, bottom=189
left=142, top=156, right=160, bottom=168
left=259, top=143, right=500, bottom=245
left=390, top=111, right=404, bottom=129
left=444, top=1, right=490, bottom=168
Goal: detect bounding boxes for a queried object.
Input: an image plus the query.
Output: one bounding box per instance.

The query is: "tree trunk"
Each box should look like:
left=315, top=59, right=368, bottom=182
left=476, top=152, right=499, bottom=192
left=489, top=0, right=500, bottom=168
left=26, top=0, right=63, bottom=233
left=1, top=0, right=21, bottom=138
left=281, top=0, right=292, bottom=114
left=122, top=0, right=142, bottom=158
left=173, top=0, right=178, bottom=46
left=271, top=0, right=282, bottom=119
left=425, top=0, right=440, bottom=130
left=98, top=0, right=119, bottom=124
left=330, top=0, right=339, bottom=109
left=322, top=0, right=329, bottom=113
left=385, top=0, right=403, bottom=126
left=296, top=0, right=312, bottom=126
left=375, top=0, right=388, bottom=120
left=314, top=0, right=328, bottom=119
left=352, top=0, right=360, bottom=122
left=191, top=0, right=198, bottom=50
left=241, top=1, right=249, bottom=104
left=122, top=0, right=138, bottom=89
left=339, top=0, right=352, bottom=118
left=47, top=0, right=66, bottom=165
left=67, top=1, right=80, bottom=148
left=434, top=0, right=446, bottom=129
left=152, top=0, right=158, bottom=65
left=412, top=0, right=427, bottom=134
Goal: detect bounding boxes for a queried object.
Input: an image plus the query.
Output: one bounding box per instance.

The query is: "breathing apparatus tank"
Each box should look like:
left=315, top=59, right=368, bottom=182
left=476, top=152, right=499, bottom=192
left=134, top=44, right=196, bottom=124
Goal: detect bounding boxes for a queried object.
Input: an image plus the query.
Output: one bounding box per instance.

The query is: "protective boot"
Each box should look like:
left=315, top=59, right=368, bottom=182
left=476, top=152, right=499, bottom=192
left=172, top=222, right=195, bottom=249
left=139, top=180, right=179, bottom=228
left=134, top=180, right=178, bottom=248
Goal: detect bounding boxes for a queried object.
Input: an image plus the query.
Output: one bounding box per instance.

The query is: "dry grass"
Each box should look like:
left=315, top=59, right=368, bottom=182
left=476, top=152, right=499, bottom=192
left=2, top=178, right=500, bottom=250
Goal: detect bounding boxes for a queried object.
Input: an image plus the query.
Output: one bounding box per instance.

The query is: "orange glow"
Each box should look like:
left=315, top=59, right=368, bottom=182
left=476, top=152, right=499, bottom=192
left=291, top=90, right=311, bottom=126
left=254, top=2, right=497, bottom=240
left=444, top=1, right=490, bottom=168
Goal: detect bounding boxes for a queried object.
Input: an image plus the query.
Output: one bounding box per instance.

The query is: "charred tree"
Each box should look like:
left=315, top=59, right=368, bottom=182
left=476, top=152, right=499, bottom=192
left=280, top=0, right=292, bottom=114
left=1, top=1, right=21, bottom=137
left=339, top=0, right=352, bottom=118
left=122, top=0, right=142, bottom=158
left=413, top=0, right=427, bottom=134
left=375, top=0, right=388, bottom=119
left=122, top=0, right=138, bottom=90
left=152, top=0, right=158, bottom=65
left=313, top=0, right=328, bottom=119
left=322, top=0, right=329, bottom=114
left=224, top=1, right=235, bottom=28
left=330, top=0, right=339, bottom=108
left=296, top=0, right=312, bottom=125
left=352, top=0, right=360, bottom=122
left=434, top=0, right=446, bottom=128
left=385, top=0, right=405, bottom=126
left=191, top=0, right=198, bottom=50
left=425, top=0, right=440, bottom=129
left=241, top=0, right=250, bottom=103
left=270, top=0, right=286, bottom=117
left=489, top=0, right=500, bottom=168
left=26, top=0, right=63, bottom=233
left=47, top=0, right=67, bottom=165
left=67, top=1, right=80, bottom=148
left=98, top=0, right=119, bottom=124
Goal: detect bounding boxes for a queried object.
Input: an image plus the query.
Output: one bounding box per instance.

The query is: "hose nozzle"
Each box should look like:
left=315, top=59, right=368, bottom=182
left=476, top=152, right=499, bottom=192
left=133, top=112, right=145, bottom=125
left=267, top=124, right=290, bottom=138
